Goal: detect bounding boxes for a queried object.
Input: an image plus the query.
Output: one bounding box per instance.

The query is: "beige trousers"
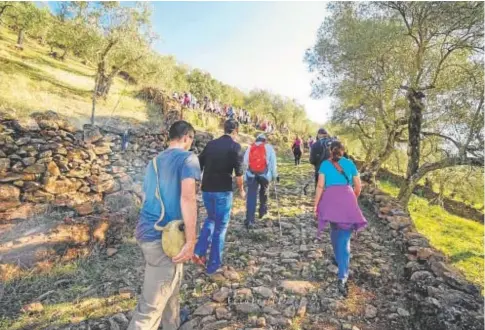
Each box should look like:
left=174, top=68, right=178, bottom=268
left=128, top=241, right=183, bottom=330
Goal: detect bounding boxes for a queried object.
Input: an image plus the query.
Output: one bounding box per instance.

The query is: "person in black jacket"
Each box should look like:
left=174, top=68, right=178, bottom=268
left=193, top=119, right=245, bottom=275
left=309, top=128, right=331, bottom=187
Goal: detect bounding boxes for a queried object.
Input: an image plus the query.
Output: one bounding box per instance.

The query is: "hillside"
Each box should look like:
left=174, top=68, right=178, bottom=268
left=0, top=27, right=151, bottom=128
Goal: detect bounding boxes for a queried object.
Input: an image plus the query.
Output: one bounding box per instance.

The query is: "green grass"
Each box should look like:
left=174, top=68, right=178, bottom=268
left=378, top=180, right=484, bottom=289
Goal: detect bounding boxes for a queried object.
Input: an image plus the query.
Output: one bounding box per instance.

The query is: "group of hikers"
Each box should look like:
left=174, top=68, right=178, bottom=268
left=128, top=119, right=367, bottom=330
left=173, top=91, right=277, bottom=134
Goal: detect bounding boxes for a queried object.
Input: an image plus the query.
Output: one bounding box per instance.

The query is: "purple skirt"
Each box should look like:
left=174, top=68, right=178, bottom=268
left=316, top=185, right=367, bottom=238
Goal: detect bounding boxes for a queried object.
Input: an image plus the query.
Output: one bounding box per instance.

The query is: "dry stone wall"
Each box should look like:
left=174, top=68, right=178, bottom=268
left=361, top=184, right=483, bottom=330
left=0, top=111, right=213, bottom=222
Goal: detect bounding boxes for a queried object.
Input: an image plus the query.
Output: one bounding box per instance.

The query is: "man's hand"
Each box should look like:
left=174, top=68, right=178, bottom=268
left=172, top=241, right=195, bottom=263
left=313, top=204, right=318, bottom=219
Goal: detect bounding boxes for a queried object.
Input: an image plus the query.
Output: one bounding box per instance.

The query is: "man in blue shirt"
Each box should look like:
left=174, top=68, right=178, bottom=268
left=243, top=133, right=279, bottom=229
left=129, top=121, right=201, bottom=330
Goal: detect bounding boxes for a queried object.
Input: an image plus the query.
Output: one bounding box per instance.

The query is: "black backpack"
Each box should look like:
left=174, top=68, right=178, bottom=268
left=311, top=138, right=331, bottom=169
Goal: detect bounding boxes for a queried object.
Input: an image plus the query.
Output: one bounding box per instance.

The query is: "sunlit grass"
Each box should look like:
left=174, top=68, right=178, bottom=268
left=0, top=27, right=148, bottom=128
left=378, top=180, right=484, bottom=289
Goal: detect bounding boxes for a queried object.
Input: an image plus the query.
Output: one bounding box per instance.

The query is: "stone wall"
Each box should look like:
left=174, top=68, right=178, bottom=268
left=0, top=111, right=213, bottom=222
left=361, top=184, right=483, bottom=330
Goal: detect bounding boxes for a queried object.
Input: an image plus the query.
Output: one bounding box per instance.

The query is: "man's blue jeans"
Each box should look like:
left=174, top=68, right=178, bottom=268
left=245, top=175, right=269, bottom=225
left=194, top=191, right=233, bottom=274
left=330, top=224, right=352, bottom=282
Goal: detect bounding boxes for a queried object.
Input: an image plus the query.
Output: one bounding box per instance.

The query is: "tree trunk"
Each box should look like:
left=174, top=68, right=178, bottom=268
left=17, top=29, right=24, bottom=46
left=91, top=73, right=100, bottom=125
left=362, top=126, right=401, bottom=180
left=59, top=48, right=67, bottom=61
left=399, top=89, right=425, bottom=205
left=96, top=70, right=118, bottom=98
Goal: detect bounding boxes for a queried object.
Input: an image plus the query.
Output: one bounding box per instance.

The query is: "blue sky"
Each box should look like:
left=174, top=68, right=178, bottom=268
left=149, top=2, right=332, bottom=123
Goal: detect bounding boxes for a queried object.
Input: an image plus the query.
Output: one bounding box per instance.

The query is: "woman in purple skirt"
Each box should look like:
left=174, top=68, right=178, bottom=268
left=313, top=141, right=367, bottom=296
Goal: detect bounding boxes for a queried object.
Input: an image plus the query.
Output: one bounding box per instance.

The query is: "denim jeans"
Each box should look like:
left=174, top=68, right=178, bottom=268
left=194, top=191, right=233, bottom=274
left=245, top=175, right=269, bottom=225
left=330, top=224, right=352, bottom=281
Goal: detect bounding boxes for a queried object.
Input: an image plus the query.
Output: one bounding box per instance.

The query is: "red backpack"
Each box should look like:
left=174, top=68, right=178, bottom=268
left=248, top=143, right=267, bottom=175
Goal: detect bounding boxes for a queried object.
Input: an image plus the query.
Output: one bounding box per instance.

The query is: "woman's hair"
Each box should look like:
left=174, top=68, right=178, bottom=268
left=330, top=140, right=345, bottom=161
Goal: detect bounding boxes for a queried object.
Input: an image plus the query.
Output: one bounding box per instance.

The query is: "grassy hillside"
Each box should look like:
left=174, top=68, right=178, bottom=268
left=0, top=27, right=148, bottom=128
left=378, top=180, right=483, bottom=288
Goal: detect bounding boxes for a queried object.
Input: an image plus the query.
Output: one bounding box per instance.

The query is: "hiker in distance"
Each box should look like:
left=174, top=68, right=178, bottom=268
left=243, top=133, right=279, bottom=229
left=314, top=140, right=367, bottom=296
left=310, top=128, right=332, bottom=187
left=292, top=134, right=303, bottom=166
left=129, top=121, right=200, bottom=330
left=192, top=119, right=245, bottom=275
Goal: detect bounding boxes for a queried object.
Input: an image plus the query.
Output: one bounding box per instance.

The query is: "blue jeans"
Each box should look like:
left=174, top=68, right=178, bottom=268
left=245, top=176, right=269, bottom=225
left=330, top=224, right=352, bottom=281
left=194, top=191, right=233, bottom=274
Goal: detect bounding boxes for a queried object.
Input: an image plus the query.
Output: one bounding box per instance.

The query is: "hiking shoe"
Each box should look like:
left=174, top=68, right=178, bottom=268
left=192, top=255, right=206, bottom=267
left=337, top=279, right=348, bottom=297
left=246, top=223, right=256, bottom=231
left=180, top=306, right=190, bottom=324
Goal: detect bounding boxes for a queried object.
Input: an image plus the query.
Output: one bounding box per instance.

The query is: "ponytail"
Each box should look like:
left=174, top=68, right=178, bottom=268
left=330, top=141, right=345, bottom=162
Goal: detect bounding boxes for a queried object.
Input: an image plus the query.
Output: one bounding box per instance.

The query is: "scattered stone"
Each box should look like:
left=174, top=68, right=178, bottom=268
left=252, top=286, right=273, bottom=298
left=106, top=248, right=118, bottom=257
left=365, top=305, right=378, bottom=319
left=193, top=303, right=216, bottom=316
left=280, top=280, right=315, bottom=295
left=283, top=305, right=296, bottom=318
left=235, top=303, right=260, bottom=314
left=397, top=307, right=410, bottom=317
left=215, top=307, right=230, bottom=320
left=118, top=287, right=135, bottom=299
left=223, top=269, right=241, bottom=281
left=212, top=287, right=230, bottom=303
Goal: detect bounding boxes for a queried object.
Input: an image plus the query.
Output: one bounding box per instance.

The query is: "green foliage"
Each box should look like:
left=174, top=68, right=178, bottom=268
left=3, top=2, right=50, bottom=45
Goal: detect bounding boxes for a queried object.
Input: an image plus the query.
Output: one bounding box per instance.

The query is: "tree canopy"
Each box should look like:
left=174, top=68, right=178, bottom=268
left=306, top=1, right=484, bottom=207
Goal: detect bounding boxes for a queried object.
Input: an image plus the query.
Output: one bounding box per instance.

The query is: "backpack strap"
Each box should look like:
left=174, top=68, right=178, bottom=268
left=152, top=157, right=166, bottom=231
left=330, top=159, right=351, bottom=185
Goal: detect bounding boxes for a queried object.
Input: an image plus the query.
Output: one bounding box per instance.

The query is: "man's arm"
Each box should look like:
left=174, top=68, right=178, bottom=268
left=309, top=143, right=317, bottom=165
left=242, top=147, right=250, bottom=175
left=180, top=178, right=197, bottom=244
left=198, top=146, right=206, bottom=172
left=172, top=178, right=197, bottom=263
left=233, top=144, right=245, bottom=198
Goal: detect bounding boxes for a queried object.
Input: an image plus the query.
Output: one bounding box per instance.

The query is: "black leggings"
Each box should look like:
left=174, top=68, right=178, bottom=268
left=293, top=147, right=302, bottom=165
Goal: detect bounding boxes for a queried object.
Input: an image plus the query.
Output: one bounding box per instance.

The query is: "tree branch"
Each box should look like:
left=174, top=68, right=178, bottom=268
left=421, top=131, right=462, bottom=149
left=412, top=156, right=484, bottom=182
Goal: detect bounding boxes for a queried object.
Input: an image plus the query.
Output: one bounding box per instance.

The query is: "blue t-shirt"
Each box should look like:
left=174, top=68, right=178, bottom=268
left=136, top=148, right=201, bottom=242
left=319, top=158, right=358, bottom=188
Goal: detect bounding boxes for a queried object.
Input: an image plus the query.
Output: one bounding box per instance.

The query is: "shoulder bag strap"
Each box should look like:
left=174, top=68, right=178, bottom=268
left=152, top=158, right=166, bottom=231
left=330, top=159, right=351, bottom=185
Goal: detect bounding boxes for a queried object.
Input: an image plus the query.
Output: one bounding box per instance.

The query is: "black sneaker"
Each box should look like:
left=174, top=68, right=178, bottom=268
left=337, top=279, right=348, bottom=297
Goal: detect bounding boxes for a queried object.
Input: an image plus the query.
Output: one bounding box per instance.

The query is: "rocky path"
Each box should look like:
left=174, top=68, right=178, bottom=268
left=0, top=158, right=472, bottom=330
left=172, top=159, right=416, bottom=330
